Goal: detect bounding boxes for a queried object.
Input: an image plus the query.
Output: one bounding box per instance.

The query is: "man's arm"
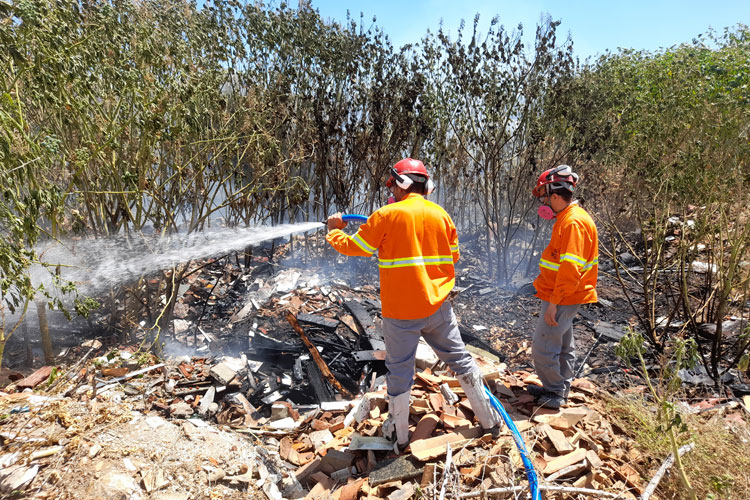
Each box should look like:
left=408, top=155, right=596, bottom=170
left=326, top=211, right=385, bottom=257
left=449, top=219, right=460, bottom=263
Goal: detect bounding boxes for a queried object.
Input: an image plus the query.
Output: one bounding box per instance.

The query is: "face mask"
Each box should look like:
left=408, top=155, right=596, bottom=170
left=538, top=205, right=556, bottom=220
left=387, top=195, right=396, bottom=205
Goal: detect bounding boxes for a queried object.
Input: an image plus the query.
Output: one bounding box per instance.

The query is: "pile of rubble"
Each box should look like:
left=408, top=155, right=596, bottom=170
left=2, top=318, right=651, bottom=500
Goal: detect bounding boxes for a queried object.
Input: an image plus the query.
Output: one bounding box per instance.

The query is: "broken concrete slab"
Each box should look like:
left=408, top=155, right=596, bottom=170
left=169, top=401, right=194, bottom=418
left=141, top=468, right=169, bottom=493
left=0, top=464, right=39, bottom=494
left=209, top=362, right=239, bottom=385
left=198, top=386, right=216, bottom=416
left=594, top=321, right=626, bottom=343
left=309, top=429, right=334, bottom=452
left=415, top=340, right=439, bottom=370
left=348, top=435, right=394, bottom=451
left=369, top=456, right=423, bottom=487
left=439, top=383, right=459, bottom=405
left=319, top=449, right=355, bottom=475
left=330, top=466, right=356, bottom=482
left=320, top=400, right=358, bottom=412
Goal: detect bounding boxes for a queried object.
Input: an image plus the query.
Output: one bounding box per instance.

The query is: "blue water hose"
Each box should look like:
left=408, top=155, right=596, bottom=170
left=342, top=214, right=368, bottom=223
left=485, top=386, right=541, bottom=500
left=321, top=214, right=368, bottom=225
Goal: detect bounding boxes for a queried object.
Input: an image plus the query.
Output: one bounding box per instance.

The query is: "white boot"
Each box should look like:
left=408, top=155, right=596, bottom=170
left=457, top=371, right=502, bottom=433
left=382, top=391, right=411, bottom=448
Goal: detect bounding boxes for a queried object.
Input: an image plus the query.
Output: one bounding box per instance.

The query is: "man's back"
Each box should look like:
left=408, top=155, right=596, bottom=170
left=326, top=193, right=459, bottom=319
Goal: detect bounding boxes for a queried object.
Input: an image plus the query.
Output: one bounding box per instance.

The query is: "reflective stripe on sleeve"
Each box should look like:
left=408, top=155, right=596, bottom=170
left=379, top=255, right=454, bottom=268
left=450, top=244, right=459, bottom=253
left=539, top=258, right=560, bottom=271
left=582, top=258, right=599, bottom=271
left=560, top=253, right=587, bottom=267
left=351, top=233, right=376, bottom=255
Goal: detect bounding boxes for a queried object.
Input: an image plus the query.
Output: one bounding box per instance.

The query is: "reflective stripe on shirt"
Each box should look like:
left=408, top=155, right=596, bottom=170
left=379, top=255, right=454, bottom=268
left=540, top=256, right=598, bottom=272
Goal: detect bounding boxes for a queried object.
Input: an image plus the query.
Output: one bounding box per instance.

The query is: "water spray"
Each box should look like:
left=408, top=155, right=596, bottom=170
left=33, top=214, right=370, bottom=295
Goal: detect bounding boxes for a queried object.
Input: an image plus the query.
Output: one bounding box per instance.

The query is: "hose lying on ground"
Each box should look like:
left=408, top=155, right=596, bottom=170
left=485, top=386, right=542, bottom=500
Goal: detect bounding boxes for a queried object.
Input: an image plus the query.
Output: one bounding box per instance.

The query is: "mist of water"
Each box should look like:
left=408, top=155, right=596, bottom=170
left=33, top=221, right=324, bottom=294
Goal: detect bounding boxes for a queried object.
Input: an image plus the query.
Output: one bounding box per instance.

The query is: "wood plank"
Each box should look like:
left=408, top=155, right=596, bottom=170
left=560, top=407, right=589, bottom=427
left=542, top=448, right=586, bottom=475
left=305, top=360, right=334, bottom=403
left=343, top=300, right=385, bottom=349
left=541, top=424, right=574, bottom=454
left=410, top=427, right=481, bottom=461
left=16, top=366, right=53, bottom=389
left=585, top=449, right=603, bottom=469
left=287, top=313, right=353, bottom=399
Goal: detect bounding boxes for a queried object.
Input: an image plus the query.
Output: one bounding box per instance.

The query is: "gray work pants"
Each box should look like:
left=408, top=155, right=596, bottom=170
left=381, top=301, right=479, bottom=396
left=532, top=301, right=581, bottom=397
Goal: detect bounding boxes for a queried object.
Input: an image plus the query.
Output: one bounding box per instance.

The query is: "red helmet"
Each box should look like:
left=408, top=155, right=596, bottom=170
left=386, top=158, right=430, bottom=189
left=532, top=165, right=579, bottom=197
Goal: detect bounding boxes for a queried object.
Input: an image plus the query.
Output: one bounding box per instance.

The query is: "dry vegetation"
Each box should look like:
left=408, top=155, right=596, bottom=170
left=605, top=393, right=750, bottom=500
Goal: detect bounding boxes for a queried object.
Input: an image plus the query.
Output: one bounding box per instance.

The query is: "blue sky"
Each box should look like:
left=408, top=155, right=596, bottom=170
left=310, top=0, right=749, bottom=60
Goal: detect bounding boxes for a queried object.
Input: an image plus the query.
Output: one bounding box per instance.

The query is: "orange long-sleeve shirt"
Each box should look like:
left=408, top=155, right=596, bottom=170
left=533, top=203, right=598, bottom=306
left=326, top=193, right=459, bottom=320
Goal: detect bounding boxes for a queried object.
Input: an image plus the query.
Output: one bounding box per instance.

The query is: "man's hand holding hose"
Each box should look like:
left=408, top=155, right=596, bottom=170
left=326, top=212, right=347, bottom=232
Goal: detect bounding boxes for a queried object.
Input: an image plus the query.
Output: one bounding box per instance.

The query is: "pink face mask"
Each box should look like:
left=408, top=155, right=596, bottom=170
left=387, top=195, right=396, bottom=205
left=538, top=205, right=556, bottom=220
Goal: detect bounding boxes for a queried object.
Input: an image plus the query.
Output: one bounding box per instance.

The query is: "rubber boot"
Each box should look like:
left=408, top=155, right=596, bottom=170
left=382, top=391, right=411, bottom=450
left=457, top=371, right=502, bottom=436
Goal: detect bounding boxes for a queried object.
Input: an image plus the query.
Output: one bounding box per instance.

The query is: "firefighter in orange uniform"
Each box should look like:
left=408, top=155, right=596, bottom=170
left=326, top=158, right=501, bottom=450
left=529, top=165, right=598, bottom=409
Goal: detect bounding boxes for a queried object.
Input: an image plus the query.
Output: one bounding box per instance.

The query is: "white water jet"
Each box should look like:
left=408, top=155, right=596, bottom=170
left=33, top=222, right=324, bottom=293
